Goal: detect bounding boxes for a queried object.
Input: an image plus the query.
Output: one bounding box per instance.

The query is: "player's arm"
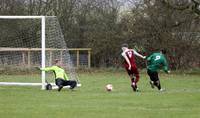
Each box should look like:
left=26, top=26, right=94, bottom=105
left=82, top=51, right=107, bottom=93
left=162, top=58, right=170, bottom=74
left=146, top=55, right=152, bottom=61
left=132, top=49, right=146, bottom=59
left=40, top=66, right=56, bottom=71
left=122, top=53, right=131, bottom=70
left=146, top=54, right=153, bottom=65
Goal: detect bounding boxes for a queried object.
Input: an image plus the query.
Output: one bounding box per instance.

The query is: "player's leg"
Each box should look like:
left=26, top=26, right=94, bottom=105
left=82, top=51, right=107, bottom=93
left=69, top=80, right=77, bottom=89
left=55, top=78, right=65, bottom=91
left=147, top=70, right=155, bottom=88
left=63, top=80, right=77, bottom=89
left=132, top=67, right=140, bottom=91
left=147, top=70, right=162, bottom=90
left=152, top=72, right=162, bottom=90
left=126, top=67, right=138, bottom=92
left=130, top=73, right=139, bottom=92
left=129, top=74, right=137, bottom=91
left=126, top=69, right=136, bottom=91
left=133, top=67, right=140, bottom=84
left=129, top=73, right=135, bottom=84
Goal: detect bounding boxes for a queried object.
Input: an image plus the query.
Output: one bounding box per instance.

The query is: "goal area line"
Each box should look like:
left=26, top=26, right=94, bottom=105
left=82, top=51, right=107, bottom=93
left=0, top=82, right=81, bottom=89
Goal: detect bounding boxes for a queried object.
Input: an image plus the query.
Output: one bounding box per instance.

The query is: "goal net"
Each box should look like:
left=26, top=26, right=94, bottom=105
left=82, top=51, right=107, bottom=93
left=0, top=16, right=80, bottom=90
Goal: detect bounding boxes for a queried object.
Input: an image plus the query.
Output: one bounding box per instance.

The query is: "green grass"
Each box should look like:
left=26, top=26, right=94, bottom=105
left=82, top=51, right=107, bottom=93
left=0, top=71, right=200, bottom=118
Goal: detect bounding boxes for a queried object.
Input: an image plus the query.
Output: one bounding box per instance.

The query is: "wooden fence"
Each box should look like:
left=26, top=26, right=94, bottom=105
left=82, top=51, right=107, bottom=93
left=0, top=47, right=91, bottom=68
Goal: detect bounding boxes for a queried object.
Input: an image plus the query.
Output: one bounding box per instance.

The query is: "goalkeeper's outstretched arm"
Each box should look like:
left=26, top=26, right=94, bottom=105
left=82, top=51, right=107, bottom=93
left=40, top=66, right=56, bottom=71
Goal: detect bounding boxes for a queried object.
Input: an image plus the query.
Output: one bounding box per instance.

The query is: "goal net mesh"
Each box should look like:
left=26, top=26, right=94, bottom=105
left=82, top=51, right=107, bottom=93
left=0, top=16, right=78, bottom=88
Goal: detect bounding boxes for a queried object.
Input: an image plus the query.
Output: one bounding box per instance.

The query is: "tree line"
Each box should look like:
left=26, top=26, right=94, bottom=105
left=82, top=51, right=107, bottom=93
left=0, top=0, right=199, bottom=69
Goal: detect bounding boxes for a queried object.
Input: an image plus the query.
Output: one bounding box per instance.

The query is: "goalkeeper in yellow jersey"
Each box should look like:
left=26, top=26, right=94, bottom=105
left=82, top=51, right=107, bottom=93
left=40, top=59, right=77, bottom=91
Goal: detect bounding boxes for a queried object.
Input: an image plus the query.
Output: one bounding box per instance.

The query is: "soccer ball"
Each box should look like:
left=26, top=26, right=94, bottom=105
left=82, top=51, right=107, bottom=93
left=106, top=84, right=113, bottom=91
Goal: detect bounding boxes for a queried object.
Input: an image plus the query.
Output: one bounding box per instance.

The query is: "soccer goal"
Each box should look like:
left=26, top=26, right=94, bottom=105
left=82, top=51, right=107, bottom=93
left=0, top=16, right=81, bottom=90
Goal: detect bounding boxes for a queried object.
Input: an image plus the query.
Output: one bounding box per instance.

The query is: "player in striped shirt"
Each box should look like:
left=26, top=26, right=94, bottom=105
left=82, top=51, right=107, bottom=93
left=121, top=44, right=146, bottom=92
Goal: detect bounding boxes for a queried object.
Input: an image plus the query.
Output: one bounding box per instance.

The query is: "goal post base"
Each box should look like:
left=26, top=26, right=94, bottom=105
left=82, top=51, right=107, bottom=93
left=0, top=82, right=81, bottom=90
left=51, top=83, right=81, bottom=90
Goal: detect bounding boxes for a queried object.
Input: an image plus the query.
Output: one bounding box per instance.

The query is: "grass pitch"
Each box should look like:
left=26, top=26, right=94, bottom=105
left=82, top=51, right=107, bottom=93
left=0, top=71, right=200, bottom=118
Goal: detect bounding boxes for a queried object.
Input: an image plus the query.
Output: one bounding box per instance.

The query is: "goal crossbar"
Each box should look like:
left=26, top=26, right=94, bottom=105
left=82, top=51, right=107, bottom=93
left=0, top=16, right=55, bottom=19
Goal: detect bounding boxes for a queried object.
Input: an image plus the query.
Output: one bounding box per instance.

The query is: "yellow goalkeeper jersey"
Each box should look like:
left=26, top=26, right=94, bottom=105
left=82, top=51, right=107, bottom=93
left=40, top=66, right=69, bottom=80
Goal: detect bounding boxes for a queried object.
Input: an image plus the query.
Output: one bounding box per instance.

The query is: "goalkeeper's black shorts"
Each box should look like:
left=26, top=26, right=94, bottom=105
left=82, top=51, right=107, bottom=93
left=55, top=78, right=77, bottom=89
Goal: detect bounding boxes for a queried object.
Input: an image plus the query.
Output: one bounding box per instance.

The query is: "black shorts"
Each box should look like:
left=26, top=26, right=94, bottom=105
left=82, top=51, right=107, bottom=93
left=55, top=78, right=77, bottom=88
left=147, top=70, right=159, bottom=82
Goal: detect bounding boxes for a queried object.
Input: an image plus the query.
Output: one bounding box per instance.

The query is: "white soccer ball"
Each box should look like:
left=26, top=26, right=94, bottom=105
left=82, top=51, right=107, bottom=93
left=106, top=84, right=113, bottom=91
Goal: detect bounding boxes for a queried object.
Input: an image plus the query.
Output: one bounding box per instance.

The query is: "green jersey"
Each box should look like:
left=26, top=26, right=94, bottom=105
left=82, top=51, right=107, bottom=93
left=147, top=53, right=169, bottom=73
left=40, top=66, right=69, bottom=80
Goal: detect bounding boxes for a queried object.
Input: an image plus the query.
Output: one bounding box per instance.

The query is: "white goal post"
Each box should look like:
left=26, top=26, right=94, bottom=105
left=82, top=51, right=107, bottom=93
left=0, top=16, right=81, bottom=90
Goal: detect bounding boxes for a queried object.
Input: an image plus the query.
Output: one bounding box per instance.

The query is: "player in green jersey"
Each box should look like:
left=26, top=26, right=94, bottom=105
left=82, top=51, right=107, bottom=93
left=40, top=59, right=77, bottom=91
left=146, top=49, right=170, bottom=91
